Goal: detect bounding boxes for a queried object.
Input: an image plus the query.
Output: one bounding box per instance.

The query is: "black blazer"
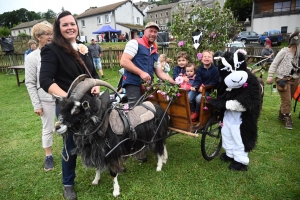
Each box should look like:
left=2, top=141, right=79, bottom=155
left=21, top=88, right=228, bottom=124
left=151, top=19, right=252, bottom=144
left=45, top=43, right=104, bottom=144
left=40, top=42, right=100, bottom=93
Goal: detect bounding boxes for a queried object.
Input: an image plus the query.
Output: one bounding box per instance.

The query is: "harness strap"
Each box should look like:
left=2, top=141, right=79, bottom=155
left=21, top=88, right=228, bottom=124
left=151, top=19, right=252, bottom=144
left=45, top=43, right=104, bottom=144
left=141, top=103, right=156, bottom=114
left=116, top=109, right=130, bottom=134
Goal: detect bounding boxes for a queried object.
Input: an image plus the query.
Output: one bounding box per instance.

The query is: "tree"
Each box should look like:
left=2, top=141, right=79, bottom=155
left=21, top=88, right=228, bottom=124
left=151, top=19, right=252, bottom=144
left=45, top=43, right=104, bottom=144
left=224, top=0, right=253, bottom=21
left=170, top=2, right=242, bottom=65
left=0, top=9, right=41, bottom=28
left=0, top=27, right=11, bottom=36
left=41, top=9, right=56, bottom=24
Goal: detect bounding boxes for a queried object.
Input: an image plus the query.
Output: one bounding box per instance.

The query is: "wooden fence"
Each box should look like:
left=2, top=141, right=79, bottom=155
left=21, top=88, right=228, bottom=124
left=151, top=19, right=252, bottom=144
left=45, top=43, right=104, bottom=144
left=0, top=46, right=282, bottom=73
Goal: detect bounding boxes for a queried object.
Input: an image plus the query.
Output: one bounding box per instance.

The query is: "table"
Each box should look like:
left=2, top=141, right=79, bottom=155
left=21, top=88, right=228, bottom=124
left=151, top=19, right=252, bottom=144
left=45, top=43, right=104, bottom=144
left=246, top=55, right=265, bottom=63
left=8, top=65, right=25, bottom=86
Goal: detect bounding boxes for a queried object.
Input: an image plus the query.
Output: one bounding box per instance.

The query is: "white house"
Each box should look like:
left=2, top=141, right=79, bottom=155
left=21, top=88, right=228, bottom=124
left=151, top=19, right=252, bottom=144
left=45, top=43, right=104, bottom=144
left=251, top=0, right=300, bottom=34
left=10, top=19, right=50, bottom=37
left=134, top=1, right=157, bottom=21
left=76, top=0, right=144, bottom=41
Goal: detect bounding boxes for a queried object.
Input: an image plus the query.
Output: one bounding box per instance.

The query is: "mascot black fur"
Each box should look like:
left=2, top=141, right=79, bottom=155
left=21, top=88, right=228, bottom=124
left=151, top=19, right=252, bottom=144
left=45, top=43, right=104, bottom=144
left=209, top=49, right=261, bottom=171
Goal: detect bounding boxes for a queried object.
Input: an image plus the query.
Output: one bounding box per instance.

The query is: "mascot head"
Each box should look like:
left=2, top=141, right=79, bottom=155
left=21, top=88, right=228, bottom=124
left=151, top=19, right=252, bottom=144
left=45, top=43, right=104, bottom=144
left=214, top=49, right=248, bottom=91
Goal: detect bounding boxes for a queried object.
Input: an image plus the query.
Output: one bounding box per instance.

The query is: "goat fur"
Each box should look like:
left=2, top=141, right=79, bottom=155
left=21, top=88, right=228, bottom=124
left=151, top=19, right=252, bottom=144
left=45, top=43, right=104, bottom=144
left=57, top=89, right=169, bottom=196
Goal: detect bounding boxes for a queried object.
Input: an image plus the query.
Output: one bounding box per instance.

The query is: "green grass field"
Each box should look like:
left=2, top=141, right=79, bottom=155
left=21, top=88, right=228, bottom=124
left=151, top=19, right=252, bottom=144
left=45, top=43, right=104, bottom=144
left=0, top=68, right=299, bottom=200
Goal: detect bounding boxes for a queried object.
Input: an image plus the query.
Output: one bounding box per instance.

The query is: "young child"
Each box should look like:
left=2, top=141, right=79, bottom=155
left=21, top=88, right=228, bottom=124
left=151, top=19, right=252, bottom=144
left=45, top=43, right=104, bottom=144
left=172, top=51, right=190, bottom=80
left=188, top=50, right=219, bottom=121
left=180, top=63, right=196, bottom=91
left=157, top=54, right=170, bottom=75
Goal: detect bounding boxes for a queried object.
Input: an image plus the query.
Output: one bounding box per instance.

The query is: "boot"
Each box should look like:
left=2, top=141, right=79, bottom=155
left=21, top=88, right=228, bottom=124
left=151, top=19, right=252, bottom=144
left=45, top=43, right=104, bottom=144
left=283, top=114, right=293, bottom=130
left=277, top=110, right=284, bottom=121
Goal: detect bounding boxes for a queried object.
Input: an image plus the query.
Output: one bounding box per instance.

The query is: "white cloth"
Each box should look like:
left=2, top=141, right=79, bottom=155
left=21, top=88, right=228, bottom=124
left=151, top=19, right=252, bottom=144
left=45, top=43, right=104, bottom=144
left=41, top=101, right=56, bottom=148
left=222, top=110, right=249, bottom=165
left=25, top=48, right=56, bottom=149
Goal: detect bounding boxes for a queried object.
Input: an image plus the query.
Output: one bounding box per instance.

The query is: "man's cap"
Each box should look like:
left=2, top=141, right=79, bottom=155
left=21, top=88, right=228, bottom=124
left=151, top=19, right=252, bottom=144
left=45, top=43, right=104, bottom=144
left=91, top=37, right=95, bottom=40
left=145, top=22, right=159, bottom=30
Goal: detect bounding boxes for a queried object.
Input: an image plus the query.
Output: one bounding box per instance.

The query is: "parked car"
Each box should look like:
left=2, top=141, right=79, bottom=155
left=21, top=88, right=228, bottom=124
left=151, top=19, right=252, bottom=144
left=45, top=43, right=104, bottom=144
left=258, top=30, right=282, bottom=46
left=225, top=41, right=246, bottom=52
left=235, top=31, right=260, bottom=44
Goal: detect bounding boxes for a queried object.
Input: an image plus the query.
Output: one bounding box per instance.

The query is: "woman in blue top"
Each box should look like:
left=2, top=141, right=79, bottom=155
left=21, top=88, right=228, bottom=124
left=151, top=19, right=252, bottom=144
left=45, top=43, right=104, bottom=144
left=189, top=50, right=219, bottom=121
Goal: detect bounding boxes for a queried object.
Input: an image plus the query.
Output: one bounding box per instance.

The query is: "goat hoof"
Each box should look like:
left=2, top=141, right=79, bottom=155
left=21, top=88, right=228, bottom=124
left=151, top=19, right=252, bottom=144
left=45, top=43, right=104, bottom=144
left=91, top=180, right=99, bottom=185
left=113, top=191, right=120, bottom=197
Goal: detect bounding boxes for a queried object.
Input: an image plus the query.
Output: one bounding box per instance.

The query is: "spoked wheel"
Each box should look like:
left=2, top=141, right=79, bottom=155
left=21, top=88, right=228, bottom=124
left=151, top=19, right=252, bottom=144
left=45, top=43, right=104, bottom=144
left=201, top=112, right=222, bottom=161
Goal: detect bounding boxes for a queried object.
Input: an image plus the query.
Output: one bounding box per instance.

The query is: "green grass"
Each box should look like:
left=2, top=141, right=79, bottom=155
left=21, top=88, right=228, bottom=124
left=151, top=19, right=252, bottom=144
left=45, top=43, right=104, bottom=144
left=0, top=69, right=300, bottom=200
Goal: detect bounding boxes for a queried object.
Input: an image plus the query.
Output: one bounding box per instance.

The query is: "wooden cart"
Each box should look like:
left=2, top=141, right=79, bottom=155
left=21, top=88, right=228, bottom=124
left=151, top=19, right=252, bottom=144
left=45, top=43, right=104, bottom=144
left=145, top=85, right=222, bottom=161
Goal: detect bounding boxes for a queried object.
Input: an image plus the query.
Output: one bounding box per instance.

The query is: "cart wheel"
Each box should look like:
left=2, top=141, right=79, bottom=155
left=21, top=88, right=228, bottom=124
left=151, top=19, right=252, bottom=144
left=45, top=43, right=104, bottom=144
left=201, top=112, right=222, bottom=161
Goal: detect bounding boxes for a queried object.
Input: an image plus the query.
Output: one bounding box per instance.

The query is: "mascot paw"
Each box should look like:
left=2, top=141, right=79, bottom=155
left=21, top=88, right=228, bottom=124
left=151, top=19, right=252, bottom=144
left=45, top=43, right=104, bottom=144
left=226, top=100, right=246, bottom=112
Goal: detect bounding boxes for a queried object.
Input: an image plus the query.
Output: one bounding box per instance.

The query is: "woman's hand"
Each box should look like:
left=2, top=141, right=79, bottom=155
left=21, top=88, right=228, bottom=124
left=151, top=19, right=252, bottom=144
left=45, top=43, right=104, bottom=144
left=91, top=86, right=100, bottom=95
left=191, top=87, right=196, bottom=91
left=34, top=108, right=43, bottom=116
left=266, top=77, right=273, bottom=85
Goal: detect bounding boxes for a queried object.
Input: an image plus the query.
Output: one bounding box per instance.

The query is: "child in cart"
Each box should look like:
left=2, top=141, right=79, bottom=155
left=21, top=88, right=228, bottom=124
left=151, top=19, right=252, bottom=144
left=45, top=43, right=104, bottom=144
left=180, top=63, right=196, bottom=92
left=188, top=51, right=219, bottom=121
left=172, top=51, right=190, bottom=80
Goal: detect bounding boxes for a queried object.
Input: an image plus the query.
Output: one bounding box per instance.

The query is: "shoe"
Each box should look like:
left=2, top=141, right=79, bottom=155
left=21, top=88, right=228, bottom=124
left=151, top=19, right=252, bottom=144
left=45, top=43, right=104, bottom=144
left=283, top=114, right=293, bottom=130
left=220, top=153, right=234, bottom=162
left=44, top=156, right=54, bottom=171
left=229, top=160, right=248, bottom=171
left=63, top=186, right=77, bottom=200
left=277, top=110, right=284, bottom=121
left=102, top=75, right=105, bottom=79
left=191, top=112, right=199, bottom=122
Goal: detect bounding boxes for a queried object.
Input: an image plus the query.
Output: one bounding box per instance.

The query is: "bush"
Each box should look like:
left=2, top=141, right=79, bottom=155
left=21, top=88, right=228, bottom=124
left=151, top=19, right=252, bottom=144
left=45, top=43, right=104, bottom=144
left=171, top=2, right=242, bottom=65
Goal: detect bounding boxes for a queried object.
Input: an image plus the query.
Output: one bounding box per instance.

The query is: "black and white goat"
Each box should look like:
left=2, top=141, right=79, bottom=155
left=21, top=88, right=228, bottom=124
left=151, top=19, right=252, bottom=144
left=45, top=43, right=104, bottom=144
left=55, top=76, right=169, bottom=197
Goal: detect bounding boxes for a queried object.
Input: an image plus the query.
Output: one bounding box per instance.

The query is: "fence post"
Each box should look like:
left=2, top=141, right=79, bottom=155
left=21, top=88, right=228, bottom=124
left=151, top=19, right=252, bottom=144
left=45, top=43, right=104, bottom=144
left=109, top=47, right=112, bottom=68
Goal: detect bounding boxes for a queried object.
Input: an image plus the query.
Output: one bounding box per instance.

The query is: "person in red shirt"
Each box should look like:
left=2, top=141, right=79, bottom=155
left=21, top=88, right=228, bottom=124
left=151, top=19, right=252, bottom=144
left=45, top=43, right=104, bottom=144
left=265, top=38, right=272, bottom=47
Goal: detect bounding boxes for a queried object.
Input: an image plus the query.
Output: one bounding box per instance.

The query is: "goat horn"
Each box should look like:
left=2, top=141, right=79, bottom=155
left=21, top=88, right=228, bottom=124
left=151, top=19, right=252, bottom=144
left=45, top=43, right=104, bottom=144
left=69, top=78, right=118, bottom=101
left=67, top=74, right=90, bottom=95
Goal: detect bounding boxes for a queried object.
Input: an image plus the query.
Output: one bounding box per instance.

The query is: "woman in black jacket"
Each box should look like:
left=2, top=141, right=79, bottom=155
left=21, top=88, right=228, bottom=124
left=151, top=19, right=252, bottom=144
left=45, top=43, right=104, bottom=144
left=40, top=11, right=100, bottom=200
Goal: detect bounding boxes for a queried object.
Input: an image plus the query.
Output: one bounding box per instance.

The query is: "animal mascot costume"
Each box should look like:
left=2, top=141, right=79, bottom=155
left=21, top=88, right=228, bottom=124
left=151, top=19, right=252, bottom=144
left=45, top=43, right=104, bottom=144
left=209, top=49, right=261, bottom=171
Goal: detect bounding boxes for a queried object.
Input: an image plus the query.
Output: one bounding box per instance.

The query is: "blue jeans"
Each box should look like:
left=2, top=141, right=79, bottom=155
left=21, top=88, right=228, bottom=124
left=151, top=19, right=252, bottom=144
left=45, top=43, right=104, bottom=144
left=56, top=104, right=77, bottom=186
left=188, top=91, right=210, bottom=114
left=188, top=91, right=202, bottom=114
left=93, top=57, right=102, bottom=69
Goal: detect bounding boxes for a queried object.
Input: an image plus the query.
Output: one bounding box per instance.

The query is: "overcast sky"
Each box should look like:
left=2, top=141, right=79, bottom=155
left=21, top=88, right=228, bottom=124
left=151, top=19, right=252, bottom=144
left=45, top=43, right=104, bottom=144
left=0, top=0, right=141, bottom=15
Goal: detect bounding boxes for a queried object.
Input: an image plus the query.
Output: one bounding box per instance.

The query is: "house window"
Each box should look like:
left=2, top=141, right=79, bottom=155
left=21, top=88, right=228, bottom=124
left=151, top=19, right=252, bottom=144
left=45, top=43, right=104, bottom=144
left=155, top=20, right=158, bottom=24
left=105, top=15, right=110, bottom=23
left=165, top=18, right=168, bottom=23
left=81, top=20, right=85, bottom=27
left=137, top=17, right=140, bottom=24
left=18, top=30, right=20, bottom=34
left=97, top=16, right=103, bottom=24
left=29, top=28, right=31, bottom=35
left=155, top=14, right=157, bottom=18
left=166, top=12, right=168, bottom=16
left=296, top=0, right=300, bottom=10
left=160, top=12, right=162, bottom=17
left=24, top=29, right=26, bottom=34
left=150, top=14, right=152, bottom=19
left=281, top=26, right=288, bottom=34
left=274, top=1, right=291, bottom=12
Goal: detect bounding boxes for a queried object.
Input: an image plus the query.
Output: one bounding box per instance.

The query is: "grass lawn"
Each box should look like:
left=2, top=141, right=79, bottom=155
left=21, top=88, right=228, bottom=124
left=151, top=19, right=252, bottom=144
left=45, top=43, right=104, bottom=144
left=0, top=68, right=300, bottom=200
